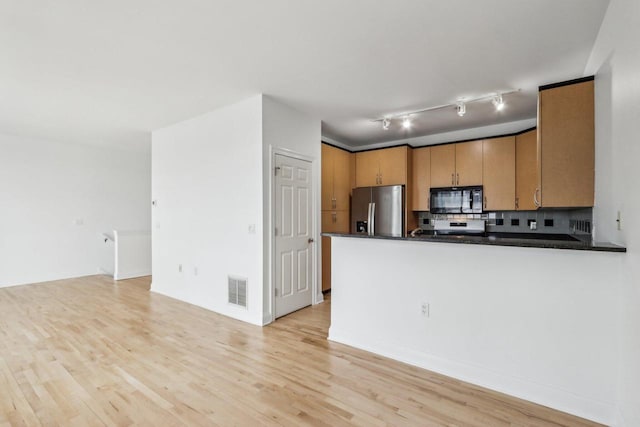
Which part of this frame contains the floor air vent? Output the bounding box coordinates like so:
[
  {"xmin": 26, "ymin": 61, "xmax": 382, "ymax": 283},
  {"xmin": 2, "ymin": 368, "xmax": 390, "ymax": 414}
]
[{"xmin": 228, "ymin": 276, "xmax": 248, "ymax": 308}]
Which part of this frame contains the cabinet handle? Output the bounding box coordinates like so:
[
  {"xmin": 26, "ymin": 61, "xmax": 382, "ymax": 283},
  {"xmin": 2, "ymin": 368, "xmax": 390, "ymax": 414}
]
[
  {"xmin": 515, "ymin": 198, "xmax": 519, "ymax": 210},
  {"xmin": 534, "ymin": 188, "xmax": 541, "ymax": 207},
  {"xmin": 332, "ymin": 197, "xmax": 336, "ymax": 209},
  {"xmin": 332, "ymin": 212, "xmax": 337, "ymax": 223},
  {"xmin": 456, "ymin": 173, "xmax": 459, "ymax": 185},
  {"xmin": 379, "ymin": 173, "xmax": 382, "ymax": 184},
  {"xmin": 484, "ymin": 196, "xmax": 487, "ymax": 210},
  {"xmin": 451, "ymin": 173, "xmax": 455, "ymax": 185}
]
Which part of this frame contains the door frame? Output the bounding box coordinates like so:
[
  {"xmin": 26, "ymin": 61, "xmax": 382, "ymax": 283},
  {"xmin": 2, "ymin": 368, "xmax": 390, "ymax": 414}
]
[{"xmin": 266, "ymin": 145, "xmax": 322, "ymax": 325}]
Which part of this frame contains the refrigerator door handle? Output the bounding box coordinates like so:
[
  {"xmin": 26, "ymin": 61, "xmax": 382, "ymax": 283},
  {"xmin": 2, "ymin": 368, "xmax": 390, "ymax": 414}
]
[
  {"xmin": 369, "ymin": 202, "xmax": 376, "ymax": 236},
  {"xmin": 367, "ymin": 203, "xmax": 372, "ymax": 235}
]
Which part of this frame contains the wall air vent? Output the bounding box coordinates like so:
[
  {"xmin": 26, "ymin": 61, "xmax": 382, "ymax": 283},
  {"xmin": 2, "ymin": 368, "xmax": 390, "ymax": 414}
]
[{"xmin": 228, "ymin": 276, "xmax": 248, "ymax": 308}]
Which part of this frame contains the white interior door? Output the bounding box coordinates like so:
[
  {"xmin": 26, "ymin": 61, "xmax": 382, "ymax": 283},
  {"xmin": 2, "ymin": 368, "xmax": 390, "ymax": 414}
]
[{"xmin": 275, "ymin": 154, "xmax": 314, "ymax": 318}]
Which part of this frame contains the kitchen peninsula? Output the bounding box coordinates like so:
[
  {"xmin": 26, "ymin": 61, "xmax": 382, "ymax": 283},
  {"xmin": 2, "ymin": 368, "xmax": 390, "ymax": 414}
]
[{"xmin": 326, "ymin": 232, "xmax": 624, "ymax": 424}]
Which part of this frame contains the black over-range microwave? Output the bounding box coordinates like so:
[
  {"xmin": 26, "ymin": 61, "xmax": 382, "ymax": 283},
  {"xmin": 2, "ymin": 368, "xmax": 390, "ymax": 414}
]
[{"xmin": 430, "ymin": 186, "xmax": 483, "ymax": 214}]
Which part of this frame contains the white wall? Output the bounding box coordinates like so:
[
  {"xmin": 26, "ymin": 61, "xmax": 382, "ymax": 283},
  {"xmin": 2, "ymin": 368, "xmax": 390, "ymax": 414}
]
[
  {"xmin": 151, "ymin": 95, "xmax": 321, "ymax": 325},
  {"xmin": 114, "ymin": 230, "xmax": 152, "ymax": 280},
  {"xmin": 151, "ymin": 96, "xmax": 264, "ymax": 325},
  {"xmin": 262, "ymin": 96, "xmax": 322, "ymax": 323},
  {"xmin": 0, "ymin": 133, "xmax": 150, "ymax": 287},
  {"xmin": 329, "ymin": 237, "xmax": 622, "ymax": 425},
  {"xmin": 585, "ymin": 1, "xmax": 640, "ymax": 425}
]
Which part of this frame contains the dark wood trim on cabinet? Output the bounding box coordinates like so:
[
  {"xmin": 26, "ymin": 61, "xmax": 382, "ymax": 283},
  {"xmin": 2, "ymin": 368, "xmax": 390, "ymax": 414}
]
[
  {"xmin": 324, "ymin": 128, "xmax": 537, "ymax": 154},
  {"xmin": 321, "ymin": 141, "xmax": 354, "ymax": 153},
  {"xmin": 347, "ymin": 143, "xmax": 412, "ymax": 154},
  {"xmin": 539, "ymin": 76, "xmax": 594, "ymax": 91}
]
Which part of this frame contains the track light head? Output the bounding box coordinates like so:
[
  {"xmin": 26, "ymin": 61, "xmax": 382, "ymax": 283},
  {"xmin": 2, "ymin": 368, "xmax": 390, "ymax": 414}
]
[
  {"xmin": 456, "ymin": 102, "xmax": 466, "ymax": 117},
  {"xmin": 402, "ymin": 116, "xmax": 411, "ymax": 129},
  {"xmin": 493, "ymin": 94, "xmax": 505, "ymax": 111},
  {"xmin": 382, "ymin": 118, "xmax": 390, "ymax": 130}
]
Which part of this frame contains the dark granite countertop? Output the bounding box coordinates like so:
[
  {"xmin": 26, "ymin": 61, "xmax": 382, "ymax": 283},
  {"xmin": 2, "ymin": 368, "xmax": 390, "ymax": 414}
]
[{"xmin": 322, "ymin": 232, "xmax": 626, "ymax": 253}]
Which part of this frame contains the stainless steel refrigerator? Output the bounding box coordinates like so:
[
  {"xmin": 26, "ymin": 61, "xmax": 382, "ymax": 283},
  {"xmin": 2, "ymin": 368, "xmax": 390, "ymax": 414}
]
[{"xmin": 352, "ymin": 185, "xmax": 404, "ymax": 237}]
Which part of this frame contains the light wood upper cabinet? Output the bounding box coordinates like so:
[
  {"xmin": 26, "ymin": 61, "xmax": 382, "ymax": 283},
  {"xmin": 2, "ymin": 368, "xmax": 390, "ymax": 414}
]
[
  {"xmin": 483, "ymin": 137, "xmax": 515, "ymax": 211},
  {"xmin": 378, "ymin": 146, "xmax": 408, "ymax": 186},
  {"xmin": 430, "ymin": 141, "xmax": 482, "ymax": 187},
  {"xmin": 455, "ymin": 140, "xmax": 483, "ymax": 186},
  {"xmin": 430, "ymin": 144, "xmax": 456, "ymax": 187},
  {"xmin": 516, "ymin": 129, "xmax": 538, "ymax": 211},
  {"xmin": 355, "ymin": 146, "xmax": 408, "ymax": 187},
  {"xmin": 411, "ymin": 147, "xmax": 431, "ymax": 211},
  {"xmin": 537, "ymin": 79, "xmax": 594, "ymax": 208},
  {"xmin": 322, "ymin": 144, "xmax": 352, "ymax": 211},
  {"xmin": 321, "ymin": 144, "xmax": 333, "ymax": 210},
  {"xmin": 354, "ymin": 150, "xmax": 379, "ymax": 187}
]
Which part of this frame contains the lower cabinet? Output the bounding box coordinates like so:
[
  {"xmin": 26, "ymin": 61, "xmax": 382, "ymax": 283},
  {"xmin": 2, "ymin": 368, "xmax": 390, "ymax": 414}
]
[
  {"xmin": 321, "ymin": 210, "xmax": 349, "ymax": 292},
  {"xmin": 321, "ymin": 236, "xmax": 332, "ymax": 292}
]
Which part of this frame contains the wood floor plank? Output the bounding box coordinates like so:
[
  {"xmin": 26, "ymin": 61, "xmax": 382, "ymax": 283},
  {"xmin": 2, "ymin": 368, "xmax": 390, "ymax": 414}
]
[{"xmin": 0, "ymin": 275, "xmax": 602, "ymax": 427}]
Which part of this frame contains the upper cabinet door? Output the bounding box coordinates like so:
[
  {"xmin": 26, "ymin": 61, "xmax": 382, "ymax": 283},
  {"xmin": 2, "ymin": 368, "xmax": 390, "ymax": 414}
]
[
  {"xmin": 333, "ymin": 148, "xmax": 351, "ymax": 210},
  {"xmin": 412, "ymin": 147, "xmax": 431, "ymax": 211},
  {"xmin": 516, "ymin": 129, "xmax": 538, "ymax": 210},
  {"xmin": 355, "ymin": 150, "xmax": 380, "ymax": 187},
  {"xmin": 455, "ymin": 140, "xmax": 483, "ymax": 186},
  {"xmin": 483, "ymin": 137, "xmax": 515, "ymax": 211},
  {"xmin": 538, "ymin": 80, "xmax": 594, "ymax": 208},
  {"xmin": 430, "ymin": 144, "xmax": 456, "ymax": 187},
  {"xmin": 355, "ymin": 146, "xmax": 408, "ymax": 187},
  {"xmin": 322, "ymin": 144, "xmax": 353, "ymax": 211},
  {"xmin": 321, "ymin": 144, "xmax": 334, "ymax": 211},
  {"xmin": 378, "ymin": 146, "xmax": 408, "ymax": 186}
]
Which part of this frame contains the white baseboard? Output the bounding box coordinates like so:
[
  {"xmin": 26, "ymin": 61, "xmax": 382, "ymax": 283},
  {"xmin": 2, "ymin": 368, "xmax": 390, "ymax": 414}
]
[
  {"xmin": 328, "ymin": 327, "xmax": 614, "ymax": 426},
  {"xmin": 114, "ymin": 269, "xmax": 152, "ymax": 281},
  {"xmin": 262, "ymin": 313, "xmax": 273, "ymax": 325},
  {"xmin": 150, "ymin": 286, "xmax": 264, "ymax": 327}
]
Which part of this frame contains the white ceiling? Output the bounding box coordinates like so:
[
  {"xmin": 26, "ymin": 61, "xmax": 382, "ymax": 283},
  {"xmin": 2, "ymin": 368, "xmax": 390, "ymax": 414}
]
[{"xmin": 0, "ymin": 0, "xmax": 609, "ymax": 150}]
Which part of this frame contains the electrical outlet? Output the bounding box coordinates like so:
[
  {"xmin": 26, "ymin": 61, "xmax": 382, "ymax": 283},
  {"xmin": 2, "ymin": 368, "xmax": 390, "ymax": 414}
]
[
  {"xmin": 194, "ymin": 267, "xmax": 198, "ymax": 276},
  {"xmin": 178, "ymin": 264, "xmax": 182, "ymax": 273},
  {"xmin": 421, "ymin": 302, "xmax": 430, "ymax": 317},
  {"xmin": 248, "ymin": 224, "xmax": 256, "ymax": 234},
  {"xmin": 617, "ymin": 211, "xmax": 622, "ymax": 231}
]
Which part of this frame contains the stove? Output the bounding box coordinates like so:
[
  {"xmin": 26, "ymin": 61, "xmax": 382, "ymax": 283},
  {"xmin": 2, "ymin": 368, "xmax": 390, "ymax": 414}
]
[{"xmin": 432, "ymin": 219, "xmax": 486, "ymax": 235}]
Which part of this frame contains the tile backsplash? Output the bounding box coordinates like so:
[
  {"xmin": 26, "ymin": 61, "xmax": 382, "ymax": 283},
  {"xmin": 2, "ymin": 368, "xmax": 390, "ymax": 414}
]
[{"xmin": 418, "ymin": 208, "xmax": 593, "ymax": 236}]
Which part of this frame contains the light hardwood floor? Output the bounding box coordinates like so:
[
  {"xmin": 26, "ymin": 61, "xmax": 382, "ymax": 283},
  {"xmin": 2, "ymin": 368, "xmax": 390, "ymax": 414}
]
[{"xmin": 0, "ymin": 275, "xmax": 601, "ymax": 426}]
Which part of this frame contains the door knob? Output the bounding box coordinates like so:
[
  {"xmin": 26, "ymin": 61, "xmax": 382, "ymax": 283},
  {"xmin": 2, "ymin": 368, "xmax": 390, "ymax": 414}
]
[{"xmin": 308, "ymin": 238, "xmax": 315, "ymax": 243}]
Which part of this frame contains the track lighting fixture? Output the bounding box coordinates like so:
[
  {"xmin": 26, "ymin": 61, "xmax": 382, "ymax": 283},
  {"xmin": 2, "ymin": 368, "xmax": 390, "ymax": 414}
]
[
  {"xmin": 374, "ymin": 88, "xmax": 518, "ymax": 130},
  {"xmin": 402, "ymin": 116, "xmax": 411, "ymax": 129}
]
